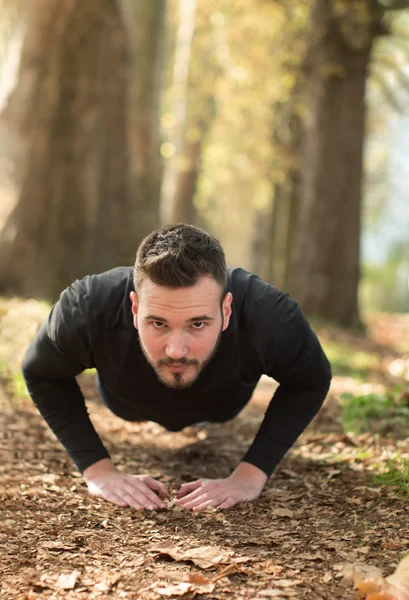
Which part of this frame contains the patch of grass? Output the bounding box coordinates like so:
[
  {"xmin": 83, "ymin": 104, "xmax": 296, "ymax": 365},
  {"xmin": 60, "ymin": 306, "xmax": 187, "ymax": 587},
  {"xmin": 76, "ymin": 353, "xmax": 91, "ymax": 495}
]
[
  {"xmin": 340, "ymin": 387, "xmax": 409, "ymax": 436},
  {"xmin": 0, "ymin": 297, "xmax": 50, "ymax": 403},
  {"xmin": 374, "ymin": 454, "xmax": 409, "ymax": 496},
  {"xmin": 320, "ymin": 340, "xmax": 379, "ymax": 381}
]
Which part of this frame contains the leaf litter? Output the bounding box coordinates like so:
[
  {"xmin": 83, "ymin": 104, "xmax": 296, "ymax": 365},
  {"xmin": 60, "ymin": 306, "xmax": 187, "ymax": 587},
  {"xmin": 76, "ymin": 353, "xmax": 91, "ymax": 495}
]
[{"xmin": 1, "ymin": 306, "xmax": 409, "ymax": 599}]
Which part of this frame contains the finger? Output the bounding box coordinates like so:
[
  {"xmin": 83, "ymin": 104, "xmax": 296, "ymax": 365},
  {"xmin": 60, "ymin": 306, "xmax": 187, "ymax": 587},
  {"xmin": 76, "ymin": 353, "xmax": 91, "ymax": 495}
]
[
  {"xmin": 216, "ymin": 497, "xmax": 238, "ymax": 510},
  {"xmin": 101, "ymin": 491, "xmax": 130, "ymax": 508},
  {"xmin": 145, "ymin": 478, "xmax": 170, "ymax": 498},
  {"xmin": 193, "ymin": 493, "xmax": 240, "ymax": 512},
  {"xmin": 179, "ymin": 486, "xmax": 231, "ymax": 510},
  {"xmin": 177, "ymin": 484, "xmax": 209, "ymax": 503},
  {"xmin": 121, "ymin": 491, "xmax": 155, "ymax": 510},
  {"xmin": 123, "ymin": 484, "xmax": 166, "ymax": 509},
  {"xmin": 178, "ymin": 491, "xmax": 212, "ymax": 510},
  {"xmin": 176, "ymin": 480, "xmax": 203, "ymax": 498}
]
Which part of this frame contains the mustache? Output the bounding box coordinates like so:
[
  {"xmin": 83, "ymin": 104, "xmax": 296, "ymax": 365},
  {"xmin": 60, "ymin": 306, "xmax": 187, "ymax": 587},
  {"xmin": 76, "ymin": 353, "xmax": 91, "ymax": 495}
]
[{"xmin": 157, "ymin": 357, "xmax": 199, "ymax": 367}]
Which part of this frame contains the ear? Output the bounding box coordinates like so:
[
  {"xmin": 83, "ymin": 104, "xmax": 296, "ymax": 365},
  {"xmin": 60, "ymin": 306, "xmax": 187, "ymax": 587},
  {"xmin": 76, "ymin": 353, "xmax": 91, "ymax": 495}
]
[
  {"xmin": 222, "ymin": 292, "xmax": 232, "ymax": 331},
  {"xmin": 129, "ymin": 291, "xmax": 139, "ymax": 329}
]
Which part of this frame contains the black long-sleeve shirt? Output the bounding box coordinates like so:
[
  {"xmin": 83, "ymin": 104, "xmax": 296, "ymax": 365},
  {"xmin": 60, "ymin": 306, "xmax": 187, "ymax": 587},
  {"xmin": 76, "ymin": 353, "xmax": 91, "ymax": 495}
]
[{"xmin": 22, "ymin": 267, "xmax": 332, "ymax": 476}]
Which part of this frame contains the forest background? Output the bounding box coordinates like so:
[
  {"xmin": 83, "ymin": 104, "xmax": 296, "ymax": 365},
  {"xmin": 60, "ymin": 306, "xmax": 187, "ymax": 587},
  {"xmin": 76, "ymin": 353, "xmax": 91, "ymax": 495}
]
[
  {"xmin": 2, "ymin": 2, "xmax": 409, "ymax": 599},
  {"xmin": 0, "ymin": 0, "xmax": 408, "ymax": 323}
]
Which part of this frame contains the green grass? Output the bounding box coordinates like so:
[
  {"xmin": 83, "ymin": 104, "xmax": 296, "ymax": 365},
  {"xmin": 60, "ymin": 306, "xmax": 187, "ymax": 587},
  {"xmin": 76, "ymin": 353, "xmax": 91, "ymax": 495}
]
[
  {"xmin": 340, "ymin": 387, "xmax": 409, "ymax": 436},
  {"xmin": 374, "ymin": 454, "xmax": 409, "ymax": 496}
]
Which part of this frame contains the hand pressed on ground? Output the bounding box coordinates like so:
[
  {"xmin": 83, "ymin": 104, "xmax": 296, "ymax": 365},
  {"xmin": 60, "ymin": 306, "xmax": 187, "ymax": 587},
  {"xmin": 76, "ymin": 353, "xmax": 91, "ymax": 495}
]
[
  {"xmin": 176, "ymin": 462, "xmax": 268, "ymax": 512},
  {"xmin": 83, "ymin": 458, "xmax": 169, "ymax": 509}
]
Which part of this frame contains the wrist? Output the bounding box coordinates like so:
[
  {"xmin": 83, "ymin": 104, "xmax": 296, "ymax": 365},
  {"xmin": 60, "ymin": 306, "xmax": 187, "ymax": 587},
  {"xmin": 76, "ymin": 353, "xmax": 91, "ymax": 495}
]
[
  {"xmin": 230, "ymin": 462, "xmax": 268, "ymax": 489},
  {"xmin": 83, "ymin": 458, "xmax": 116, "ymax": 481}
]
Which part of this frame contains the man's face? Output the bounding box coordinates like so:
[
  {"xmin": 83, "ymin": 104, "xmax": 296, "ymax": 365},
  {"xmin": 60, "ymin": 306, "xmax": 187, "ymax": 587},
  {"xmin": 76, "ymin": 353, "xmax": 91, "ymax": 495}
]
[{"xmin": 130, "ymin": 276, "xmax": 232, "ymax": 389}]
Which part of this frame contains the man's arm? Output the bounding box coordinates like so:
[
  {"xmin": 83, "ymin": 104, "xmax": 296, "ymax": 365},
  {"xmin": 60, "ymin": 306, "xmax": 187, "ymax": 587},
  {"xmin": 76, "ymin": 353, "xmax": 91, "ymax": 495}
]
[
  {"xmin": 178, "ymin": 295, "xmax": 331, "ymax": 511},
  {"xmin": 23, "ymin": 280, "xmax": 168, "ymax": 509},
  {"xmin": 22, "ymin": 294, "xmax": 111, "ymax": 473}
]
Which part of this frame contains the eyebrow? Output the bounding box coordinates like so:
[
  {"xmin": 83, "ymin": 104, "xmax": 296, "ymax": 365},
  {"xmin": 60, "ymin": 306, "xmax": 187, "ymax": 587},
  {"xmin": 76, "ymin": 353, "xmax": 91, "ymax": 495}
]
[{"xmin": 145, "ymin": 314, "xmax": 215, "ymax": 323}]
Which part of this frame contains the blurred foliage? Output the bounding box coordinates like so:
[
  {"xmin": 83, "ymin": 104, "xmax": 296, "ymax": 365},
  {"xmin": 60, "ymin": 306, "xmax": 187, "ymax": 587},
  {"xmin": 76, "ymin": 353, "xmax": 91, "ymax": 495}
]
[
  {"xmin": 361, "ymin": 240, "xmax": 409, "ymax": 312},
  {"xmin": 0, "ymin": 0, "xmax": 408, "ymax": 310},
  {"xmin": 0, "ymin": 298, "xmax": 49, "ymax": 400},
  {"xmin": 323, "ymin": 343, "xmax": 380, "ymax": 382},
  {"xmin": 341, "ymin": 387, "xmax": 409, "ymax": 444}
]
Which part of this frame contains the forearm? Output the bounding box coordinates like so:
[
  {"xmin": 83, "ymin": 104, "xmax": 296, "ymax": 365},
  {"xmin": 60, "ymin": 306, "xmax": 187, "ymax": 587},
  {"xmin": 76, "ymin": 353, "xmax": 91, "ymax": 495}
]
[{"xmin": 242, "ymin": 385, "xmax": 330, "ymax": 477}]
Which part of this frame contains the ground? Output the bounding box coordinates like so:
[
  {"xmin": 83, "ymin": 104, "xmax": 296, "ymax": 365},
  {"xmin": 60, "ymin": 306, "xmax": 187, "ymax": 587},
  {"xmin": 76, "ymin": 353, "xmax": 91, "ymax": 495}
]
[{"xmin": 1, "ymin": 304, "xmax": 409, "ymax": 600}]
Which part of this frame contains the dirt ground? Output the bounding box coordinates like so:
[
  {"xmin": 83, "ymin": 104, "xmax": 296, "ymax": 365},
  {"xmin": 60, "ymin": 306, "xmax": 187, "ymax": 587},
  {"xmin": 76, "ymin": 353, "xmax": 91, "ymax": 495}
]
[{"xmin": 1, "ymin": 314, "xmax": 409, "ymax": 600}]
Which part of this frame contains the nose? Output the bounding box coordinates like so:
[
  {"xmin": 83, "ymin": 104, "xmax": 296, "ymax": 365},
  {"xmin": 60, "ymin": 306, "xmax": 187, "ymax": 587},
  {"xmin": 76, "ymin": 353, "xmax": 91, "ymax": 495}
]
[{"xmin": 165, "ymin": 331, "xmax": 188, "ymax": 360}]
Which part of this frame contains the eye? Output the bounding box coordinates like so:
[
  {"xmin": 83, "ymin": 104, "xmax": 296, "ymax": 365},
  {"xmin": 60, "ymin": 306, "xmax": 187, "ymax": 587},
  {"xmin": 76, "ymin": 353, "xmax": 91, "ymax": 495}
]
[
  {"xmin": 152, "ymin": 321, "xmax": 167, "ymax": 329},
  {"xmin": 191, "ymin": 321, "xmax": 205, "ymax": 330}
]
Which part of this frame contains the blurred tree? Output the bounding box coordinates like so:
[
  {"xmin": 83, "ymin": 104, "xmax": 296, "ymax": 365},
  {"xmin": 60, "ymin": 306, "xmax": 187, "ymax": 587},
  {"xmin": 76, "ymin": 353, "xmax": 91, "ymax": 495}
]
[
  {"xmin": 160, "ymin": 0, "xmax": 197, "ymax": 225},
  {"xmin": 289, "ymin": 0, "xmax": 386, "ymax": 327},
  {"xmin": 0, "ymin": 0, "xmax": 165, "ymax": 300},
  {"xmin": 287, "ymin": 0, "xmax": 409, "ymax": 327},
  {"xmin": 194, "ymin": 1, "xmax": 285, "ymax": 269}
]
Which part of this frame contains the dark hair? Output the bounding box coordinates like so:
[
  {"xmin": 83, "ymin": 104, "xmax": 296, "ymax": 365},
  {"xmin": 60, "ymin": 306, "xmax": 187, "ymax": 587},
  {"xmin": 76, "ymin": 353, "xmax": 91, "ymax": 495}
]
[{"xmin": 134, "ymin": 223, "xmax": 227, "ymax": 293}]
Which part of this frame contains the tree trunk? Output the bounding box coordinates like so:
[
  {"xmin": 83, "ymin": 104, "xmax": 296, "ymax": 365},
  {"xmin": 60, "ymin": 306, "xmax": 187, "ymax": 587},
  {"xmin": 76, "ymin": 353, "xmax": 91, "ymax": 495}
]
[
  {"xmin": 160, "ymin": 0, "xmax": 197, "ymax": 225},
  {"xmin": 291, "ymin": 0, "xmax": 383, "ymax": 327},
  {"xmin": 267, "ymin": 99, "xmax": 302, "ymax": 291},
  {"xmin": 0, "ymin": 0, "xmax": 165, "ymax": 300},
  {"xmin": 122, "ymin": 0, "xmax": 166, "ymax": 237}
]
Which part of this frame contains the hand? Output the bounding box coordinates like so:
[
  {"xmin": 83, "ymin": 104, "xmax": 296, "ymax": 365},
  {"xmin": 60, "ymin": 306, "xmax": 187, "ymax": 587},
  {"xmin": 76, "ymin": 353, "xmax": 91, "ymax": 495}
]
[
  {"xmin": 176, "ymin": 463, "xmax": 267, "ymax": 512},
  {"xmin": 83, "ymin": 458, "xmax": 169, "ymax": 509}
]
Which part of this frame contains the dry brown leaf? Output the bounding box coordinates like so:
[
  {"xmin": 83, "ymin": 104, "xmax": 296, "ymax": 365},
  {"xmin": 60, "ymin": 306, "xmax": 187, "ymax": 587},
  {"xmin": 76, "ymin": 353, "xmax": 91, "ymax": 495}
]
[
  {"xmin": 152, "ymin": 545, "xmax": 233, "ymax": 570},
  {"xmin": 153, "ymin": 576, "xmax": 215, "ymax": 597},
  {"xmin": 297, "ymin": 552, "xmax": 324, "ymax": 561},
  {"xmin": 154, "ymin": 582, "xmax": 194, "ymax": 597},
  {"xmin": 272, "ymin": 508, "xmax": 294, "ymax": 518},
  {"xmin": 188, "ymin": 574, "xmax": 210, "ymax": 585},
  {"xmin": 334, "ymin": 562, "xmax": 382, "ymax": 586},
  {"xmin": 56, "ymin": 571, "xmax": 79, "ymax": 590},
  {"xmin": 357, "ymin": 546, "xmax": 371, "ymax": 555},
  {"xmin": 273, "ymin": 579, "xmax": 300, "ymax": 588},
  {"xmin": 354, "ymin": 554, "xmax": 409, "ymax": 599},
  {"xmin": 257, "ymin": 591, "xmax": 298, "ymax": 598}
]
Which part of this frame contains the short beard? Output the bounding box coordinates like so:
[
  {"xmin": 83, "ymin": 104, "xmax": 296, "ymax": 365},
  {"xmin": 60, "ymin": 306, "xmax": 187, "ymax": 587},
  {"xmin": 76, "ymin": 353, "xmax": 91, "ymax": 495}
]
[{"xmin": 140, "ymin": 325, "xmax": 223, "ymax": 390}]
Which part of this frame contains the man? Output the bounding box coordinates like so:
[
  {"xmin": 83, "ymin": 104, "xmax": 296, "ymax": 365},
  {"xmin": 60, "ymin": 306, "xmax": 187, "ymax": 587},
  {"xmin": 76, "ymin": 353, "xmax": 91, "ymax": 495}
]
[{"xmin": 23, "ymin": 224, "xmax": 332, "ymax": 512}]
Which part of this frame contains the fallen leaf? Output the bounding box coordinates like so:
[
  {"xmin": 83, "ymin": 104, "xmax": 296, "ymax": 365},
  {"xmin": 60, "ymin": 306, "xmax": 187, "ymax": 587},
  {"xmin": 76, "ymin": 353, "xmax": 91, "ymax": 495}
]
[
  {"xmin": 354, "ymin": 554, "xmax": 409, "ymax": 599},
  {"xmin": 153, "ymin": 576, "xmax": 216, "ymax": 597},
  {"xmin": 257, "ymin": 591, "xmax": 291, "ymax": 598},
  {"xmin": 273, "ymin": 580, "xmax": 300, "ymax": 588},
  {"xmin": 357, "ymin": 546, "xmax": 371, "ymax": 555},
  {"xmin": 297, "ymin": 552, "xmax": 324, "ymax": 561},
  {"xmin": 188, "ymin": 574, "xmax": 210, "ymax": 585},
  {"xmin": 334, "ymin": 562, "xmax": 382, "ymax": 586},
  {"xmin": 154, "ymin": 582, "xmax": 193, "ymax": 597},
  {"xmin": 272, "ymin": 509, "xmax": 294, "ymax": 519},
  {"xmin": 152, "ymin": 545, "xmax": 233, "ymax": 570},
  {"xmin": 56, "ymin": 571, "xmax": 79, "ymax": 590},
  {"xmin": 39, "ymin": 541, "xmax": 78, "ymax": 552},
  {"xmin": 280, "ymin": 469, "xmax": 298, "ymax": 479}
]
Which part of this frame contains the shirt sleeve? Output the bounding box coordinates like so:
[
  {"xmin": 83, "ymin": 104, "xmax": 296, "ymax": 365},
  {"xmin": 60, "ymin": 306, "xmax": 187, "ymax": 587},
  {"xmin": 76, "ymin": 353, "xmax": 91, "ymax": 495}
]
[
  {"xmin": 22, "ymin": 278, "xmax": 111, "ymax": 473},
  {"xmin": 241, "ymin": 290, "xmax": 332, "ymax": 477}
]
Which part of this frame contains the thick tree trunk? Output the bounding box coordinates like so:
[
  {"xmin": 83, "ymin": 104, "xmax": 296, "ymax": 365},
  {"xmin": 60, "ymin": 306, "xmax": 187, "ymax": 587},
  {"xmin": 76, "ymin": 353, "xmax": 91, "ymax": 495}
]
[
  {"xmin": 122, "ymin": 0, "xmax": 166, "ymax": 236},
  {"xmin": 291, "ymin": 1, "xmax": 382, "ymax": 327},
  {"xmin": 0, "ymin": 0, "xmax": 165, "ymax": 300}
]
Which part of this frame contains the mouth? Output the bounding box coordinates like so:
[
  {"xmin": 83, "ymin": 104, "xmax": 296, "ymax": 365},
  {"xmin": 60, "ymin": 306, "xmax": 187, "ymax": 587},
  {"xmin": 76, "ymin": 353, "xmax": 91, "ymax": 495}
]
[{"xmin": 166, "ymin": 364, "xmax": 190, "ymax": 374}]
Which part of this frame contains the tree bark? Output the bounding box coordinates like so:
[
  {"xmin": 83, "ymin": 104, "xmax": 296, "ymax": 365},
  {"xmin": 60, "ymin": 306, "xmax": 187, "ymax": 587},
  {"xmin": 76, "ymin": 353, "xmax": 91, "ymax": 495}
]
[
  {"xmin": 291, "ymin": 0, "xmax": 383, "ymax": 327},
  {"xmin": 0, "ymin": 0, "xmax": 165, "ymax": 300},
  {"xmin": 121, "ymin": 0, "xmax": 166, "ymax": 236},
  {"xmin": 269, "ymin": 100, "xmax": 302, "ymax": 291},
  {"xmin": 160, "ymin": 0, "xmax": 197, "ymax": 225}
]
